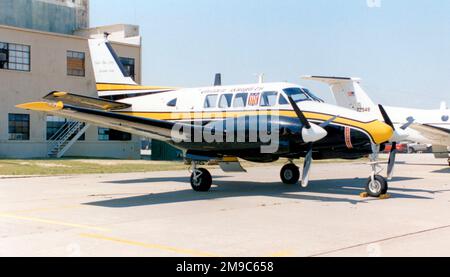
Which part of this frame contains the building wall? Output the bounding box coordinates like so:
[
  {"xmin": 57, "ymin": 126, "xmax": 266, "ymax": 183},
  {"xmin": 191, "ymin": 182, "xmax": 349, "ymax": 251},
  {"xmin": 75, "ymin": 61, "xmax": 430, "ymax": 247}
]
[
  {"xmin": 0, "ymin": 0, "xmax": 89, "ymax": 35},
  {"xmin": 0, "ymin": 25, "xmax": 142, "ymax": 159}
]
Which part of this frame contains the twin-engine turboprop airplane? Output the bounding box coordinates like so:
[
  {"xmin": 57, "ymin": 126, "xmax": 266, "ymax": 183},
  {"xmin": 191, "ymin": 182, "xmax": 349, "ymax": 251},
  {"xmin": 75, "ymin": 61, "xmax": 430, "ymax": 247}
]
[
  {"xmin": 17, "ymin": 39, "xmax": 394, "ymax": 197},
  {"xmin": 303, "ymin": 76, "xmax": 450, "ymax": 166}
]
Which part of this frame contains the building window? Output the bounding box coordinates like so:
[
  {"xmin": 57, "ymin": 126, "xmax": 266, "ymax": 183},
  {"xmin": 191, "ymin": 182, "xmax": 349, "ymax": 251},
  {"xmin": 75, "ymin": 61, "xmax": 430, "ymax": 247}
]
[
  {"xmin": 98, "ymin": 128, "xmax": 132, "ymax": 141},
  {"xmin": 0, "ymin": 42, "xmax": 31, "ymax": 72},
  {"xmin": 46, "ymin": 116, "xmax": 85, "ymax": 141},
  {"xmin": 8, "ymin": 114, "xmax": 30, "ymax": 141},
  {"xmin": 120, "ymin": 57, "xmax": 135, "ymax": 80},
  {"xmin": 67, "ymin": 50, "xmax": 85, "ymax": 77}
]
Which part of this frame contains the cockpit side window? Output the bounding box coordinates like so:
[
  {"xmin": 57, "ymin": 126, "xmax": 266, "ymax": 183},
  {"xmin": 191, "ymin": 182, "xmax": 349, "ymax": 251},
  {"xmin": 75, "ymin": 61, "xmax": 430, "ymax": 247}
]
[
  {"xmin": 303, "ymin": 88, "xmax": 324, "ymax": 103},
  {"xmin": 204, "ymin": 94, "xmax": 218, "ymax": 109},
  {"xmin": 167, "ymin": 98, "xmax": 177, "ymax": 107},
  {"xmin": 260, "ymin": 91, "xmax": 278, "ymax": 107},
  {"xmin": 233, "ymin": 93, "xmax": 248, "ymax": 108},
  {"xmin": 219, "ymin": 94, "xmax": 233, "ymax": 109}
]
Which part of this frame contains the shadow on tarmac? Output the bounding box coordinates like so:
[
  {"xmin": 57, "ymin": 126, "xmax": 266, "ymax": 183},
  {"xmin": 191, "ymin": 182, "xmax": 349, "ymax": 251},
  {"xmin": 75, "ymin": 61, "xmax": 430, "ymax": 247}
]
[
  {"xmin": 84, "ymin": 175, "xmax": 433, "ymax": 208},
  {"xmin": 432, "ymin": 168, "xmax": 450, "ymax": 174}
]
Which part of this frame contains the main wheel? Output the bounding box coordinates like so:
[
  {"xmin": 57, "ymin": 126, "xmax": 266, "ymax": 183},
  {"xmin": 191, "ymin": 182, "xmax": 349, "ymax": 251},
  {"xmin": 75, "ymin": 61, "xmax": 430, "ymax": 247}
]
[
  {"xmin": 190, "ymin": 168, "xmax": 212, "ymax": 192},
  {"xmin": 280, "ymin": 164, "xmax": 300, "ymax": 185},
  {"xmin": 366, "ymin": 175, "xmax": 388, "ymax": 197}
]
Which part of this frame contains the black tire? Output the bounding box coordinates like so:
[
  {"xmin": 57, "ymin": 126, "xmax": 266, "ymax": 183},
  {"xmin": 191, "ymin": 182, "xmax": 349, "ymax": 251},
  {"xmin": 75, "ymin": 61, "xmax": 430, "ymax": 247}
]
[
  {"xmin": 280, "ymin": 164, "xmax": 300, "ymax": 185},
  {"xmin": 366, "ymin": 175, "xmax": 388, "ymax": 197},
  {"xmin": 190, "ymin": 168, "xmax": 212, "ymax": 192}
]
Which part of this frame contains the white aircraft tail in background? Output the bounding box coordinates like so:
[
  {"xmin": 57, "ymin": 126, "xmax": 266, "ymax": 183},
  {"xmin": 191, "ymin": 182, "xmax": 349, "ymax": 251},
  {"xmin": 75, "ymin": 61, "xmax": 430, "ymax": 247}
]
[
  {"xmin": 303, "ymin": 75, "xmax": 450, "ymax": 165},
  {"xmin": 302, "ymin": 76, "xmax": 377, "ymax": 114}
]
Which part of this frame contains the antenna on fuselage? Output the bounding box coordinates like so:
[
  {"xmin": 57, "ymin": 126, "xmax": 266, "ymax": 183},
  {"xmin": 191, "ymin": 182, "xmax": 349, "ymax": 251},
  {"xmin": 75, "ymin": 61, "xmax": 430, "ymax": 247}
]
[
  {"xmin": 254, "ymin": 73, "xmax": 265, "ymax": 84},
  {"xmin": 214, "ymin": 73, "xmax": 222, "ymax": 86}
]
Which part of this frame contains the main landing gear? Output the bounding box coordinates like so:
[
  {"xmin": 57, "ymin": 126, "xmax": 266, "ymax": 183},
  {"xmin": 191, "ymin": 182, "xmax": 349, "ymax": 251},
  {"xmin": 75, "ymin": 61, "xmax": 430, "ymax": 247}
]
[
  {"xmin": 189, "ymin": 162, "xmax": 212, "ymax": 192},
  {"xmin": 280, "ymin": 163, "xmax": 300, "ymax": 185}
]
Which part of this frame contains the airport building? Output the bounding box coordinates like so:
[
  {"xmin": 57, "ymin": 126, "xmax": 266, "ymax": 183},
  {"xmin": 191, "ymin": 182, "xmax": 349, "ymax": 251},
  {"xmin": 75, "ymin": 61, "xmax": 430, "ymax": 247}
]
[{"xmin": 0, "ymin": 0, "xmax": 142, "ymax": 159}]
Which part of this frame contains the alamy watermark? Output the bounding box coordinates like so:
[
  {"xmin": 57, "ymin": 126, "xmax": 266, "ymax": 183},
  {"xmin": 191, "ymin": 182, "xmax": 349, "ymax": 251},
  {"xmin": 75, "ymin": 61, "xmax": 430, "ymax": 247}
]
[{"xmin": 171, "ymin": 110, "xmax": 281, "ymax": 154}]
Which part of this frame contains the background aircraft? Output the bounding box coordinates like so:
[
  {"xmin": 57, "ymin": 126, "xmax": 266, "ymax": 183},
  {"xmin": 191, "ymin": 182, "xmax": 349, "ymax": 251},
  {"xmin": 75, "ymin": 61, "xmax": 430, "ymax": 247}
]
[
  {"xmin": 303, "ymin": 76, "xmax": 450, "ymax": 166},
  {"xmin": 17, "ymin": 39, "xmax": 395, "ymax": 197}
]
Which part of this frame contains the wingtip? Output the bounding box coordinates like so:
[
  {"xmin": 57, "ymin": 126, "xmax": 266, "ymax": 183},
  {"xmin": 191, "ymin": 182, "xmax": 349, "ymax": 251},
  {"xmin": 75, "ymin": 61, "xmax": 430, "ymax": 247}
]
[{"xmin": 15, "ymin": 101, "xmax": 64, "ymax": 112}]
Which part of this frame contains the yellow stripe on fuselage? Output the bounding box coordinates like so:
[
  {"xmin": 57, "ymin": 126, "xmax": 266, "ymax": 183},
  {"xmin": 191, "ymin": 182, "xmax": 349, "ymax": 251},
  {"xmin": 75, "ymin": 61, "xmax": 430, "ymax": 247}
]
[
  {"xmin": 96, "ymin": 83, "xmax": 178, "ymax": 92},
  {"xmin": 117, "ymin": 110, "xmax": 392, "ymax": 144}
]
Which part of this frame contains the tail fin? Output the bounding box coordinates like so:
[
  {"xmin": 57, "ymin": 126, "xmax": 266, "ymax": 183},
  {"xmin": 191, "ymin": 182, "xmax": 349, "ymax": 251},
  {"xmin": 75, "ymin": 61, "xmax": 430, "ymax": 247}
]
[
  {"xmin": 302, "ymin": 76, "xmax": 377, "ymax": 114},
  {"xmin": 88, "ymin": 39, "xmax": 137, "ymax": 86}
]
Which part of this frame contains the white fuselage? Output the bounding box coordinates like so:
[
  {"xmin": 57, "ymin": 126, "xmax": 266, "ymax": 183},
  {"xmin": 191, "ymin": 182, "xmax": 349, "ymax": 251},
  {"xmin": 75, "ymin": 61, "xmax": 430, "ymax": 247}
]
[{"xmin": 381, "ymin": 106, "xmax": 450, "ymax": 145}]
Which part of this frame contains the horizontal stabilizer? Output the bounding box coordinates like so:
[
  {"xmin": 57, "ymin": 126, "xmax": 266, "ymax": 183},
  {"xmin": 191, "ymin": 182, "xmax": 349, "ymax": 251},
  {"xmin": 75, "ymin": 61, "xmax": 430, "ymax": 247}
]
[
  {"xmin": 44, "ymin": 91, "xmax": 131, "ymax": 111},
  {"xmin": 302, "ymin": 76, "xmax": 361, "ymax": 85}
]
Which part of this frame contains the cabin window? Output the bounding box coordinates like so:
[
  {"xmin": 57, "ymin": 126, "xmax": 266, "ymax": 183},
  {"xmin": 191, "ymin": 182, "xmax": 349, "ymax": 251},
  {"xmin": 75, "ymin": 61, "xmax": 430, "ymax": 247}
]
[
  {"xmin": 248, "ymin": 93, "xmax": 261, "ymax": 106},
  {"xmin": 0, "ymin": 42, "xmax": 31, "ymax": 72},
  {"xmin": 219, "ymin": 94, "xmax": 233, "ymax": 109},
  {"xmin": 233, "ymin": 93, "xmax": 248, "ymax": 108},
  {"xmin": 8, "ymin": 113, "xmax": 30, "ymax": 141},
  {"xmin": 260, "ymin": 91, "xmax": 278, "ymax": 107},
  {"xmin": 204, "ymin": 94, "xmax": 218, "ymax": 109},
  {"xmin": 167, "ymin": 98, "xmax": 177, "ymax": 107}
]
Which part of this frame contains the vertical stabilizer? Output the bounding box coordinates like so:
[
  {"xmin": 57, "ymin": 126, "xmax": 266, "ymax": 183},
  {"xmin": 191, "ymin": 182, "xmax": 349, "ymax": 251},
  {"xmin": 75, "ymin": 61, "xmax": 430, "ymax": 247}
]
[{"xmin": 88, "ymin": 39, "xmax": 137, "ymax": 86}]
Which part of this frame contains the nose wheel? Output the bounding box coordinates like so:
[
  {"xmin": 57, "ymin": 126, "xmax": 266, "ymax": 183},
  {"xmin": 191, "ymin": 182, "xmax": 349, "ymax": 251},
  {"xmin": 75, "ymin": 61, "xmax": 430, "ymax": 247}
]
[
  {"xmin": 365, "ymin": 144, "xmax": 390, "ymax": 198},
  {"xmin": 366, "ymin": 175, "xmax": 388, "ymax": 197},
  {"xmin": 280, "ymin": 163, "xmax": 300, "ymax": 185}
]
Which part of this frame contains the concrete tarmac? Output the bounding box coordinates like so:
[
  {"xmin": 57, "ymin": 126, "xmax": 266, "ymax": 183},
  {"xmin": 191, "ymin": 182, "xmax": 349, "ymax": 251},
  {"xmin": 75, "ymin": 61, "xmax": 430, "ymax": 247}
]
[{"xmin": 0, "ymin": 154, "xmax": 449, "ymax": 257}]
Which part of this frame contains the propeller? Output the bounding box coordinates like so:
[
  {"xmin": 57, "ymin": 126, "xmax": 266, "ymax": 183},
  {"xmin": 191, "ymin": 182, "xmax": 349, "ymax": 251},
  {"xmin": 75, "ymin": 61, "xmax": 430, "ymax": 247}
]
[
  {"xmin": 378, "ymin": 105, "xmax": 415, "ymax": 180},
  {"xmin": 288, "ymin": 97, "xmax": 331, "ymax": 187}
]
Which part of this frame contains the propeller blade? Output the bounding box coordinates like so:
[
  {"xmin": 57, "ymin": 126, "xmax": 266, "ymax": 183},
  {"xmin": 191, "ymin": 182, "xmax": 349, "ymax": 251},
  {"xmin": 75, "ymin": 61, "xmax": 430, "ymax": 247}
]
[
  {"xmin": 320, "ymin": 115, "xmax": 338, "ymax": 128},
  {"xmin": 378, "ymin": 105, "xmax": 395, "ymax": 130},
  {"xmin": 387, "ymin": 142, "xmax": 397, "ymax": 180},
  {"xmin": 400, "ymin": 117, "xmax": 415, "ymax": 130},
  {"xmin": 288, "ymin": 96, "xmax": 311, "ymax": 129},
  {"xmin": 301, "ymin": 143, "xmax": 313, "ymax": 188}
]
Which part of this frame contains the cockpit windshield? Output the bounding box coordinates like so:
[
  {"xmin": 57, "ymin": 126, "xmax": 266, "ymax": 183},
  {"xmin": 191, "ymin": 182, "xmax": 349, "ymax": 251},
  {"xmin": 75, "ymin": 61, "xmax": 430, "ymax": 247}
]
[{"xmin": 282, "ymin": 87, "xmax": 324, "ymax": 103}]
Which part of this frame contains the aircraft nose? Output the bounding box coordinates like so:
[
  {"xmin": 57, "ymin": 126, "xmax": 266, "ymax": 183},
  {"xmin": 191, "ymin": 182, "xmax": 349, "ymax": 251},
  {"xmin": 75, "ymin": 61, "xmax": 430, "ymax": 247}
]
[{"xmin": 369, "ymin": 120, "xmax": 394, "ymax": 145}]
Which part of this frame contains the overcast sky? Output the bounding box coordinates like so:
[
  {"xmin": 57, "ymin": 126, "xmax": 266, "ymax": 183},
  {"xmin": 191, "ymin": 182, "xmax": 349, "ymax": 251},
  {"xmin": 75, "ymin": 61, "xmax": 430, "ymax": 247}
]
[{"xmin": 91, "ymin": 0, "xmax": 450, "ymax": 109}]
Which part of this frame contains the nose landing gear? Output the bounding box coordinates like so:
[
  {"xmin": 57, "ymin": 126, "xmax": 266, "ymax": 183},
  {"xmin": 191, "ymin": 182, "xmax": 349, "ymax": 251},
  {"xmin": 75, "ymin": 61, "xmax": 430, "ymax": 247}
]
[
  {"xmin": 366, "ymin": 175, "xmax": 389, "ymax": 198},
  {"xmin": 365, "ymin": 145, "xmax": 390, "ymax": 198}
]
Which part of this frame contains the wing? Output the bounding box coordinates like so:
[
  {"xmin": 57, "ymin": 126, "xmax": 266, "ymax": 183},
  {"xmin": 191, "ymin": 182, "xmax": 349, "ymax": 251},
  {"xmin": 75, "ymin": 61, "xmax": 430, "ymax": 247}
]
[
  {"xmin": 16, "ymin": 92, "xmax": 198, "ymax": 143},
  {"xmin": 43, "ymin": 91, "xmax": 131, "ymax": 110},
  {"xmin": 410, "ymin": 123, "xmax": 450, "ymax": 145}
]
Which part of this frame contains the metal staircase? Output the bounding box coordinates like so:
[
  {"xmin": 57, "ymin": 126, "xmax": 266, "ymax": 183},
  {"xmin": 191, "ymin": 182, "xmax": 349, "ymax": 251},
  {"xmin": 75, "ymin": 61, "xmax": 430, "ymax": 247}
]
[{"xmin": 47, "ymin": 121, "xmax": 90, "ymax": 158}]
